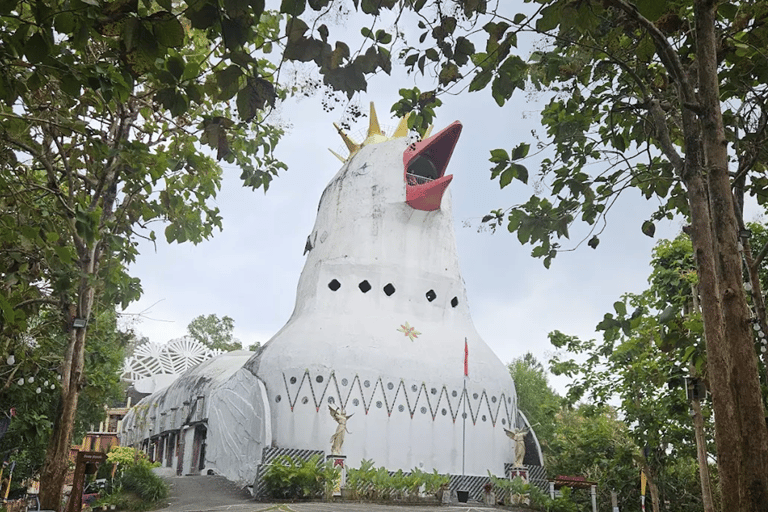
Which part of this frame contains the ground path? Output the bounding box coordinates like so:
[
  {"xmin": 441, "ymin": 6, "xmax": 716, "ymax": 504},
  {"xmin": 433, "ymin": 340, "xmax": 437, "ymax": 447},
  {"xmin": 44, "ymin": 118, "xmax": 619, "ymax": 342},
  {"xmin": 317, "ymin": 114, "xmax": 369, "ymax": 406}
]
[{"xmin": 158, "ymin": 475, "xmax": 521, "ymax": 512}]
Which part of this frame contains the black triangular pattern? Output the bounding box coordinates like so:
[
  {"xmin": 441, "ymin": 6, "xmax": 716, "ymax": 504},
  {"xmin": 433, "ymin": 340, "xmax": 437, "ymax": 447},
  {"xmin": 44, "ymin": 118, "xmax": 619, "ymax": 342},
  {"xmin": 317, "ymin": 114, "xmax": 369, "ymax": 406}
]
[
  {"xmin": 452, "ymin": 388, "xmax": 467, "ymax": 422},
  {"xmin": 430, "ymin": 385, "xmax": 450, "ymax": 420},
  {"xmin": 362, "ymin": 377, "xmax": 383, "ymax": 414},
  {"xmin": 282, "ymin": 373, "xmax": 298, "ymax": 410},
  {"xmin": 488, "ymin": 392, "xmax": 504, "ymax": 426},
  {"xmin": 476, "ymin": 389, "xmax": 492, "ymax": 425},
  {"xmin": 339, "ymin": 374, "xmax": 359, "ymax": 410},
  {"xmin": 463, "ymin": 388, "xmax": 480, "ymax": 424},
  {"xmin": 348, "ymin": 374, "xmax": 363, "ymax": 411},
  {"xmin": 404, "ymin": 380, "xmax": 423, "ymax": 417},
  {"xmin": 381, "ymin": 377, "xmax": 400, "ymax": 416},
  {"xmin": 331, "ymin": 371, "xmax": 343, "ymax": 408},
  {"xmin": 310, "ymin": 370, "xmax": 334, "ymax": 410},
  {"xmin": 281, "ymin": 370, "xmax": 516, "ymax": 427},
  {"xmin": 380, "ymin": 377, "xmax": 400, "ymax": 415}
]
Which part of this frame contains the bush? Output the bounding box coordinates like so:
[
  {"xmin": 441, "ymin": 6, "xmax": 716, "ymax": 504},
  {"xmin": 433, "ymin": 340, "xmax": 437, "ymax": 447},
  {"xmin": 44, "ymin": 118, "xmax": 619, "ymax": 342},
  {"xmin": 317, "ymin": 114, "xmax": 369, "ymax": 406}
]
[
  {"xmin": 262, "ymin": 455, "xmax": 339, "ymax": 500},
  {"xmin": 93, "ymin": 447, "xmax": 168, "ymax": 511},
  {"xmin": 489, "ymin": 473, "xmax": 578, "ymax": 512},
  {"xmin": 345, "ymin": 460, "xmax": 449, "ymax": 501},
  {"xmin": 121, "ymin": 464, "xmax": 168, "ymax": 503}
]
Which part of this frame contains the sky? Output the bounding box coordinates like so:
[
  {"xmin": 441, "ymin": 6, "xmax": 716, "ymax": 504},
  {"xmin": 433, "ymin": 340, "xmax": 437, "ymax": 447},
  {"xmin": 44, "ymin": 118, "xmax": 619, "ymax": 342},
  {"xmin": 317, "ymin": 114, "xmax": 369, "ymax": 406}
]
[{"xmin": 121, "ymin": 12, "xmax": 689, "ymax": 394}]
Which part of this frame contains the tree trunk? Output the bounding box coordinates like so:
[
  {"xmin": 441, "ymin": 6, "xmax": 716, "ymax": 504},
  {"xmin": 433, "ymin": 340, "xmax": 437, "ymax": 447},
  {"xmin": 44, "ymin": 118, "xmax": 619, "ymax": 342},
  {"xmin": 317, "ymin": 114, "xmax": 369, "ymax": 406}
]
[
  {"xmin": 690, "ymin": 291, "xmax": 715, "ymax": 512},
  {"xmin": 690, "ymin": 1, "xmax": 768, "ymax": 510},
  {"xmin": 39, "ymin": 325, "xmax": 87, "ymax": 510},
  {"xmin": 692, "ymin": 396, "xmax": 715, "ymax": 512},
  {"xmin": 39, "ymin": 249, "xmax": 98, "ymax": 509}
]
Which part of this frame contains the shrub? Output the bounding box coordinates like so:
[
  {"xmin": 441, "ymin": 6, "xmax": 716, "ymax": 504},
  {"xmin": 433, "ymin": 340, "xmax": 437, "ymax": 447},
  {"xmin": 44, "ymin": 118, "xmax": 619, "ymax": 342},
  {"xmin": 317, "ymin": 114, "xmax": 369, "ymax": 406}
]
[
  {"xmin": 262, "ymin": 455, "xmax": 339, "ymax": 500},
  {"xmin": 121, "ymin": 464, "xmax": 169, "ymax": 503},
  {"xmin": 345, "ymin": 460, "xmax": 449, "ymax": 501},
  {"xmin": 489, "ymin": 473, "xmax": 579, "ymax": 512}
]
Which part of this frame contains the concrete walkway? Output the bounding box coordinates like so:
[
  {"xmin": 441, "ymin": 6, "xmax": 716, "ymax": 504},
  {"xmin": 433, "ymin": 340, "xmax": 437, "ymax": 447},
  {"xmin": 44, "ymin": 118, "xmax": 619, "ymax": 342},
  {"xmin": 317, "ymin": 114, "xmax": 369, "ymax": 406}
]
[{"xmin": 159, "ymin": 475, "xmax": 512, "ymax": 512}]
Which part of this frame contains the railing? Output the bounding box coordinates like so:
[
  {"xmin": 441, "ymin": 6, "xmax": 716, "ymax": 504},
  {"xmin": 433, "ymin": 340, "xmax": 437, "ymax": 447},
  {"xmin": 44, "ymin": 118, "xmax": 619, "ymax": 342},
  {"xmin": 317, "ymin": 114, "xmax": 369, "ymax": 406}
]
[{"xmin": 405, "ymin": 173, "xmax": 434, "ymax": 186}]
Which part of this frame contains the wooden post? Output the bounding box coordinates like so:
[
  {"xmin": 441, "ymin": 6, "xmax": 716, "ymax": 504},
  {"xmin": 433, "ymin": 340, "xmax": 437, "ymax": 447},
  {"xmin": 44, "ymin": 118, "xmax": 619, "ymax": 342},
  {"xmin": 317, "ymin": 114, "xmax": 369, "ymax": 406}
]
[{"xmin": 65, "ymin": 451, "xmax": 107, "ymax": 512}]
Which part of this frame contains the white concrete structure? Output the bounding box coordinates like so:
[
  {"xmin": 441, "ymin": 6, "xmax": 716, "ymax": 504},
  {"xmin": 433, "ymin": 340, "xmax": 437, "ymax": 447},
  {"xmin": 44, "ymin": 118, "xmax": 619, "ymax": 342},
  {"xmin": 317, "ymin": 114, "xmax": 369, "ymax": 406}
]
[
  {"xmin": 122, "ymin": 337, "xmax": 223, "ymax": 394},
  {"xmin": 121, "ymin": 109, "xmax": 542, "ymax": 487}
]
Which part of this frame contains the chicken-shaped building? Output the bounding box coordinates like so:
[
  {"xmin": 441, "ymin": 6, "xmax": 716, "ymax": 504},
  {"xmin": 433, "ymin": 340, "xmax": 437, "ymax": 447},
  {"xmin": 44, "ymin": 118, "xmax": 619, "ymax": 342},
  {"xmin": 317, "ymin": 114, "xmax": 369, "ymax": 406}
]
[{"xmin": 120, "ymin": 106, "xmax": 543, "ymax": 495}]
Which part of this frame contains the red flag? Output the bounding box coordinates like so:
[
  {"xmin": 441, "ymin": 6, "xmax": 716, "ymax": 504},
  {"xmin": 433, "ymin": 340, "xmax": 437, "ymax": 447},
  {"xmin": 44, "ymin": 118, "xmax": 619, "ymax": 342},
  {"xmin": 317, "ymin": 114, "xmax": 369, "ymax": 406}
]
[{"xmin": 464, "ymin": 339, "xmax": 469, "ymax": 377}]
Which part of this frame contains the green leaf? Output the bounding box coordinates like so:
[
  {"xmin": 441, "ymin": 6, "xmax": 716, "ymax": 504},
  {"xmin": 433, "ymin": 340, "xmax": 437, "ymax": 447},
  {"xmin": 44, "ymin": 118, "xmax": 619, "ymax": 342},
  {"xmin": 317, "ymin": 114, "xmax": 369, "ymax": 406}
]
[
  {"xmin": 236, "ymin": 77, "xmax": 275, "ymax": 122},
  {"xmin": 536, "ymin": 4, "xmax": 560, "ymax": 32},
  {"xmin": 166, "ymin": 55, "xmax": 185, "ymax": 80},
  {"xmin": 642, "ymin": 220, "xmax": 656, "ymax": 237},
  {"xmin": 588, "ymin": 235, "xmax": 600, "ymax": 249},
  {"xmin": 24, "ymin": 32, "xmax": 49, "ymax": 64},
  {"xmin": 280, "ymin": 0, "xmax": 305, "ymax": 15},
  {"xmin": 469, "ymin": 68, "xmax": 493, "ymax": 92},
  {"xmin": 511, "ymin": 142, "xmax": 529, "ymax": 160},
  {"xmin": 187, "ymin": 1, "xmax": 218, "ymax": 29},
  {"xmin": 438, "ymin": 62, "xmax": 460, "ymax": 85},
  {"xmin": 613, "ymin": 301, "xmax": 627, "ymax": 317},
  {"xmin": 489, "ymin": 148, "xmax": 509, "ymax": 163},
  {"xmin": 149, "ymin": 12, "xmax": 184, "ymax": 48},
  {"xmin": 635, "ymin": 0, "xmax": 667, "ymax": 21},
  {"xmin": 215, "ymin": 65, "xmax": 243, "ymax": 100},
  {"xmin": 375, "ymin": 29, "xmax": 392, "ymax": 44}
]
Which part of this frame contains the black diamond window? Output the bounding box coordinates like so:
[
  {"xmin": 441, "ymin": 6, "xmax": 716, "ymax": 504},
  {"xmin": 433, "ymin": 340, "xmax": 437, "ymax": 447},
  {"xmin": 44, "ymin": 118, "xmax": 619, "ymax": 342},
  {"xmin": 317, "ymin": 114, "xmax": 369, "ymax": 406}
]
[
  {"xmin": 383, "ymin": 283, "xmax": 396, "ymax": 296},
  {"xmin": 426, "ymin": 289, "xmax": 437, "ymax": 302},
  {"xmin": 451, "ymin": 297, "xmax": 459, "ymax": 308},
  {"xmin": 359, "ymin": 280, "xmax": 372, "ymax": 293},
  {"xmin": 328, "ymin": 279, "xmax": 341, "ymax": 291}
]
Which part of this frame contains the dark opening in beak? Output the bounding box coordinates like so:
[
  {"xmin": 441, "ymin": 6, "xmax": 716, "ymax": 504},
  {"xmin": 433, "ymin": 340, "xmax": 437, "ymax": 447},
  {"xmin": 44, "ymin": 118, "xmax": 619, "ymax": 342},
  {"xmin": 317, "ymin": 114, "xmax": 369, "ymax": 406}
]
[{"xmin": 403, "ymin": 121, "xmax": 462, "ymax": 211}]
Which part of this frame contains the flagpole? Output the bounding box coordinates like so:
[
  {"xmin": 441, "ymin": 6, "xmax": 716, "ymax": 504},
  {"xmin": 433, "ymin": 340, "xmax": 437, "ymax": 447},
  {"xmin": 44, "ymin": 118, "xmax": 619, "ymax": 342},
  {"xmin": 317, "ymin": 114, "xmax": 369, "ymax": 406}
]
[{"xmin": 462, "ymin": 337, "xmax": 468, "ymax": 476}]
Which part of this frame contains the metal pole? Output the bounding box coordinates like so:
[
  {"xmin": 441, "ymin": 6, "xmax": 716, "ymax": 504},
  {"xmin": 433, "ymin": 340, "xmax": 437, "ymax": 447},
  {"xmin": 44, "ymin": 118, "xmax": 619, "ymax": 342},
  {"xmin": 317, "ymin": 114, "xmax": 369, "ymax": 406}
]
[
  {"xmin": 462, "ymin": 377, "xmax": 466, "ymax": 476},
  {"xmin": 462, "ymin": 337, "xmax": 468, "ymax": 476}
]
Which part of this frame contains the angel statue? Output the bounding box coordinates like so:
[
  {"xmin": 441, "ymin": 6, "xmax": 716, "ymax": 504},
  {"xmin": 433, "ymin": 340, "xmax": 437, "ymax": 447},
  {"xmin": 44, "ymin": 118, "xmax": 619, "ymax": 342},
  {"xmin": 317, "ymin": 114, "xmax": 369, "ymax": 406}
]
[
  {"xmin": 329, "ymin": 405, "xmax": 353, "ymax": 455},
  {"xmin": 504, "ymin": 427, "xmax": 529, "ymax": 467}
]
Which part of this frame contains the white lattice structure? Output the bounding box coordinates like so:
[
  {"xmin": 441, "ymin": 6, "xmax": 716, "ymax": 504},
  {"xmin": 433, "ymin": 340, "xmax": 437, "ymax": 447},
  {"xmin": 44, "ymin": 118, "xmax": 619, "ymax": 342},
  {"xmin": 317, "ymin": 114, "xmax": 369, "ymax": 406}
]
[{"xmin": 122, "ymin": 337, "xmax": 223, "ymax": 394}]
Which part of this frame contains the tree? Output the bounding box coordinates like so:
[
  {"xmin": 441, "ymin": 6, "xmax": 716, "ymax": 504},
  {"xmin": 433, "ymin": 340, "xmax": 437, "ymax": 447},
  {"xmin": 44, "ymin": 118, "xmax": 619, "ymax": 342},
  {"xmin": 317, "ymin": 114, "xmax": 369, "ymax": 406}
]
[
  {"xmin": 0, "ymin": 0, "xmax": 290, "ymax": 504},
  {"xmin": 0, "ymin": 308, "xmax": 127, "ymax": 488},
  {"xmin": 549, "ymin": 234, "xmax": 722, "ymax": 512},
  {"xmin": 186, "ymin": 314, "xmax": 242, "ymax": 351},
  {"xmin": 547, "ymin": 405, "xmax": 641, "ymax": 512},
  {"xmin": 507, "ymin": 353, "xmax": 560, "ymax": 454}
]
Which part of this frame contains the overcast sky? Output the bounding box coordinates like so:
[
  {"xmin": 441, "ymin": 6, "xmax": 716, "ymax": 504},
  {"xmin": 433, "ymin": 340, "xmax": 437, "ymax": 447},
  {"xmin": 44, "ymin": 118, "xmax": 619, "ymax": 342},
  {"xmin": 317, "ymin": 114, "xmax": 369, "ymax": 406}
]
[{"xmin": 121, "ymin": 11, "xmax": 693, "ymax": 394}]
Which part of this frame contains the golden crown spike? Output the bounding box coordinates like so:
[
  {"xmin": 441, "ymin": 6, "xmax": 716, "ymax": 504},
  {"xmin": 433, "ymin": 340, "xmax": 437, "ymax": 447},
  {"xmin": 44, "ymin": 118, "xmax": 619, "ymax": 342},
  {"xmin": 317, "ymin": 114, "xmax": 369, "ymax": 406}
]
[{"xmin": 330, "ymin": 103, "xmax": 428, "ymax": 163}]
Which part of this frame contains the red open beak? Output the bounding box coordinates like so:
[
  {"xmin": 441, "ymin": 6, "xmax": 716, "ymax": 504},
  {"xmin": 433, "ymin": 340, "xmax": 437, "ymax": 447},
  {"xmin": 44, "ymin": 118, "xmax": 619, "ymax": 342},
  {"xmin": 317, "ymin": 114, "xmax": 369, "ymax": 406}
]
[{"xmin": 402, "ymin": 121, "xmax": 462, "ymax": 211}]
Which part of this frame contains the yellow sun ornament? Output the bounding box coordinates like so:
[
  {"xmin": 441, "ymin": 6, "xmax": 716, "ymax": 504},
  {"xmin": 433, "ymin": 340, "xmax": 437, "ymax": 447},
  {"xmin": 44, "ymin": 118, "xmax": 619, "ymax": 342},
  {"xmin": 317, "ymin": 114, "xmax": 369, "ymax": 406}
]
[{"xmin": 329, "ymin": 102, "xmax": 432, "ymax": 163}]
